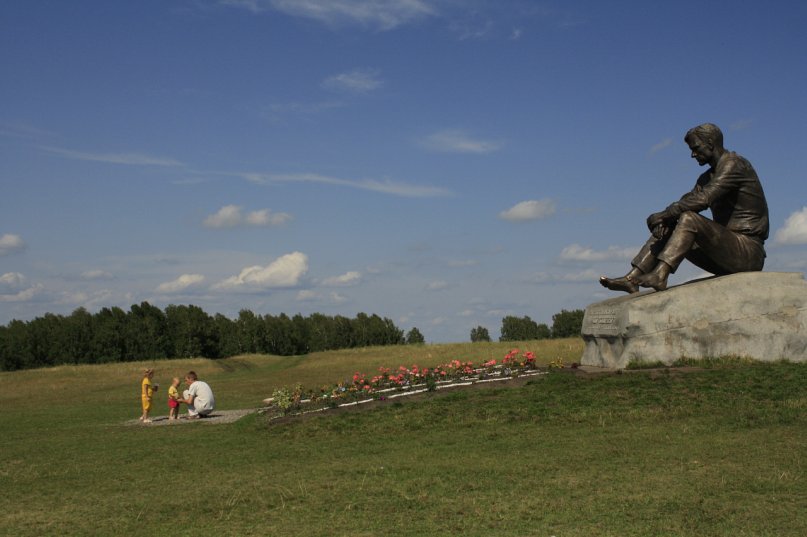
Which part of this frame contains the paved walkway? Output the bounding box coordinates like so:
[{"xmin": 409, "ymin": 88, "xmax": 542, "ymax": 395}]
[{"xmin": 125, "ymin": 408, "xmax": 256, "ymax": 426}]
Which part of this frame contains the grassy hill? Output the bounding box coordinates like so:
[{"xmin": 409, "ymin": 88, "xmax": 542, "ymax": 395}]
[{"xmin": 1, "ymin": 339, "xmax": 805, "ymax": 536}]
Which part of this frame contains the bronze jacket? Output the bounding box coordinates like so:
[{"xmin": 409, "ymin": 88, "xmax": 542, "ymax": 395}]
[{"xmin": 665, "ymin": 151, "xmax": 769, "ymax": 242}]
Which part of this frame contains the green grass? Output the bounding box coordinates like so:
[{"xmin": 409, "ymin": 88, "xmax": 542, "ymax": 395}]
[{"xmin": 1, "ymin": 339, "xmax": 805, "ymax": 536}]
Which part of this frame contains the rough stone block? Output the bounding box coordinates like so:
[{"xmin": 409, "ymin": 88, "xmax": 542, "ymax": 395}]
[{"xmin": 581, "ymin": 272, "xmax": 807, "ymax": 368}]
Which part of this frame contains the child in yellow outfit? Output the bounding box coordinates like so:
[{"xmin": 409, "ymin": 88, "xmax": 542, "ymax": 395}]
[{"xmin": 140, "ymin": 369, "xmax": 158, "ymax": 423}]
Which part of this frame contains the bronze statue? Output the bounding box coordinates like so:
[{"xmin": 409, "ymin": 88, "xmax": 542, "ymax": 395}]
[{"xmin": 600, "ymin": 123, "xmax": 769, "ymax": 293}]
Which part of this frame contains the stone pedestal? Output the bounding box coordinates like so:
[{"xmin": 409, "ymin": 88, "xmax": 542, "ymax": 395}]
[{"xmin": 581, "ymin": 272, "xmax": 807, "ymax": 369}]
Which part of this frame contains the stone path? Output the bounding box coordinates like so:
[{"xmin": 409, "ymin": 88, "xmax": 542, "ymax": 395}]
[{"xmin": 125, "ymin": 408, "xmax": 256, "ymax": 426}]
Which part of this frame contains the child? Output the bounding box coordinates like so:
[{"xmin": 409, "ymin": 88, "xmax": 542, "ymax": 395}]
[
  {"xmin": 167, "ymin": 377, "xmax": 182, "ymax": 420},
  {"xmin": 140, "ymin": 368, "xmax": 158, "ymax": 423}
]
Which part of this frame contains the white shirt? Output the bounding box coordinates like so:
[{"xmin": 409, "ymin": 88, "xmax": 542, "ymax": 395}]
[{"xmin": 187, "ymin": 380, "xmax": 215, "ymax": 413}]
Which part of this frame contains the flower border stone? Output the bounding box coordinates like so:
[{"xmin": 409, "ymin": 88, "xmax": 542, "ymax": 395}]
[{"xmin": 261, "ymin": 350, "xmax": 550, "ymax": 421}]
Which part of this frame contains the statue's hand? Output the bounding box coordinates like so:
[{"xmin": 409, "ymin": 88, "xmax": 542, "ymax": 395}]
[
  {"xmin": 646, "ymin": 211, "xmax": 668, "ymax": 231},
  {"xmin": 651, "ymin": 224, "xmax": 669, "ymax": 240}
]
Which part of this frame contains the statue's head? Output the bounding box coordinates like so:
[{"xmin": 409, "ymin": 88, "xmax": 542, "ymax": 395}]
[
  {"xmin": 684, "ymin": 123, "xmax": 724, "ymax": 151},
  {"xmin": 684, "ymin": 123, "xmax": 724, "ymax": 166}
]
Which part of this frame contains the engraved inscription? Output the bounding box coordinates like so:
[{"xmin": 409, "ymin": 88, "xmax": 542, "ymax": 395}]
[{"xmin": 583, "ymin": 306, "xmax": 622, "ymax": 335}]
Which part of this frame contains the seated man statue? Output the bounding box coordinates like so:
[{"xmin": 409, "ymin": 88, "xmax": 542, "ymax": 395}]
[{"xmin": 600, "ymin": 123, "xmax": 769, "ymax": 293}]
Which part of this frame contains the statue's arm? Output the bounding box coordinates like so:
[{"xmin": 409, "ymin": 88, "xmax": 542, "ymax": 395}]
[
  {"xmin": 645, "ymin": 182, "xmax": 700, "ymax": 231},
  {"xmin": 664, "ymin": 162, "xmax": 742, "ymax": 218}
]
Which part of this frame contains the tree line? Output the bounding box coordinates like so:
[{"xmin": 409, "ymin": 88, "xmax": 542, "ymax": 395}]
[
  {"xmin": 470, "ymin": 309, "xmax": 585, "ymax": 342},
  {"xmin": 0, "ymin": 302, "xmax": 411, "ymax": 371}
]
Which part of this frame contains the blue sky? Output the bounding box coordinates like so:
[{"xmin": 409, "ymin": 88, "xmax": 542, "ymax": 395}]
[{"xmin": 2, "ymin": 0, "xmax": 807, "ymax": 342}]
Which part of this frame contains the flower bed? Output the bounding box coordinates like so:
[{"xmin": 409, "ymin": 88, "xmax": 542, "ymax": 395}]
[{"xmin": 261, "ymin": 349, "xmax": 553, "ymax": 419}]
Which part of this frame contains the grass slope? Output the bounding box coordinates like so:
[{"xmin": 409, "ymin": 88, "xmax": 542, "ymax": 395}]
[{"xmin": 0, "ymin": 340, "xmax": 805, "ymax": 536}]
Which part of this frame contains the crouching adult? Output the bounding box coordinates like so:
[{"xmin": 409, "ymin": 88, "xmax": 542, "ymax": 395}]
[{"xmin": 181, "ymin": 371, "xmax": 215, "ymax": 419}]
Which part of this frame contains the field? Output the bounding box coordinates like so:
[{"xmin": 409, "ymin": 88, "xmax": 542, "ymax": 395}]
[{"xmin": 1, "ymin": 339, "xmax": 805, "ymax": 536}]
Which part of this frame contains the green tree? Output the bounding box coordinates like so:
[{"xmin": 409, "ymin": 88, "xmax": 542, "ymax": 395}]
[
  {"xmin": 1, "ymin": 320, "xmax": 33, "ymax": 371},
  {"xmin": 165, "ymin": 304, "xmax": 217, "ymax": 358},
  {"xmin": 551, "ymin": 309, "xmax": 585, "ymax": 338},
  {"xmin": 65, "ymin": 307, "xmax": 93, "ymax": 363},
  {"xmin": 124, "ymin": 302, "xmax": 170, "ymax": 361},
  {"xmin": 27, "ymin": 313, "xmax": 65, "ymax": 367},
  {"xmin": 499, "ymin": 315, "xmax": 550, "ymax": 341},
  {"xmin": 265, "ymin": 313, "xmax": 296, "ymax": 355},
  {"xmin": 213, "ymin": 314, "xmax": 240, "ymax": 358},
  {"xmin": 406, "ymin": 327, "xmax": 425, "ymax": 344},
  {"xmin": 236, "ymin": 309, "xmax": 265, "ymax": 354},
  {"xmin": 90, "ymin": 307, "xmax": 127, "ymax": 363},
  {"xmin": 332, "ymin": 315, "xmax": 354, "ymax": 349},
  {"xmin": 470, "ymin": 325, "xmax": 491, "ymax": 342}
]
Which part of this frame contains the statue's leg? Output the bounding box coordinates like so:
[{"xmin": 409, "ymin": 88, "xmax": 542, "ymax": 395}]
[
  {"xmin": 632, "ymin": 212, "xmax": 765, "ymax": 290},
  {"xmin": 599, "ymin": 236, "xmax": 665, "ymax": 293},
  {"xmin": 682, "ymin": 219, "xmax": 766, "ymax": 275},
  {"xmin": 631, "ymin": 212, "xmax": 701, "ymax": 290}
]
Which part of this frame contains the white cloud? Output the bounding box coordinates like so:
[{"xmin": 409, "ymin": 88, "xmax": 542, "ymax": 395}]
[
  {"xmin": 204, "ymin": 205, "xmax": 292, "ymax": 228},
  {"xmin": 219, "ymin": 0, "xmax": 261, "ymax": 13},
  {"xmin": 263, "ymin": 101, "xmax": 345, "ymax": 121},
  {"xmin": 43, "ymin": 146, "xmax": 183, "ymax": 167},
  {"xmin": 447, "ymin": 259, "xmax": 478, "ymax": 268},
  {"xmin": 774, "ymin": 207, "xmax": 807, "ymax": 245},
  {"xmin": 420, "ymin": 129, "xmax": 502, "ymax": 154},
  {"xmin": 499, "ymin": 199, "xmax": 556, "ymax": 221},
  {"xmin": 214, "ymin": 252, "xmax": 308, "ymax": 290},
  {"xmin": 246, "ymin": 209, "xmax": 293, "ymax": 227},
  {"xmin": 204, "ymin": 205, "xmax": 242, "ymax": 228},
  {"xmin": 295, "ymin": 290, "xmax": 347, "ymax": 304},
  {"xmin": 649, "ymin": 138, "xmax": 672, "ymax": 154},
  {"xmin": 510, "ymin": 28, "xmax": 522, "ymax": 40},
  {"xmin": 263, "ymin": 0, "xmax": 435, "ymax": 30},
  {"xmin": 529, "ymin": 269, "xmax": 600, "ymax": 284},
  {"xmin": 242, "ymin": 172, "xmax": 450, "ymax": 197},
  {"xmin": 0, "ymin": 272, "xmax": 26, "ymax": 292},
  {"xmin": 323, "ymin": 69, "xmax": 383, "ymax": 93},
  {"xmin": 426, "ymin": 280, "xmax": 449, "ymax": 291},
  {"xmin": 58, "ymin": 289, "xmax": 114, "ymax": 308},
  {"xmin": 0, "ymin": 121, "xmax": 54, "ymax": 140},
  {"xmin": 449, "ymin": 18, "xmax": 492, "ymax": 40},
  {"xmin": 329, "ymin": 291, "xmax": 348, "ymax": 304},
  {"xmin": 81, "ymin": 269, "xmax": 114, "ymax": 280},
  {"xmin": 296, "ymin": 289, "xmax": 319, "ymax": 301},
  {"xmin": 321, "ymin": 271, "xmax": 362, "ymax": 287},
  {"xmin": 559, "ymin": 244, "xmax": 636, "ymax": 262},
  {"xmin": 157, "ymin": 274, "xmax": 205, "ymax": 293},
  {"xmin": 730, "ymin": 119, "xmax": 753, "ymax": 131},
  {"xmin": 0, "ymin": 234, "xmax": 26, "ymax": 256},
  {"xmin": 0, "ymin": 283, "xmax": 44, "ymax": 302}
]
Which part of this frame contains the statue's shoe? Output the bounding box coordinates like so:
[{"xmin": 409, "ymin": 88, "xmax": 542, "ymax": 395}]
[
  {"xmin": 628, "ymin": 273, "xmax": 667, "ymax": 292},
  {"xmin": 599, "ymin": 275, "xmax": 639, "ymax": 294}
]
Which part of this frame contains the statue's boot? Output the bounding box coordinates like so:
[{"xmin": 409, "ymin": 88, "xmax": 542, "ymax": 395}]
[
  {"xmin": 599, "ymin": 275, "xmax": 639, "ymax": 294},
  {"xmin": 629, "ymin": 262, "xmax": 672, "ymax": 292}
]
